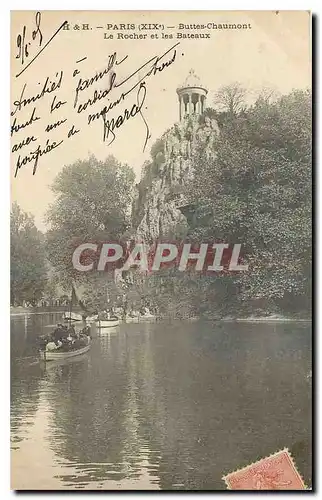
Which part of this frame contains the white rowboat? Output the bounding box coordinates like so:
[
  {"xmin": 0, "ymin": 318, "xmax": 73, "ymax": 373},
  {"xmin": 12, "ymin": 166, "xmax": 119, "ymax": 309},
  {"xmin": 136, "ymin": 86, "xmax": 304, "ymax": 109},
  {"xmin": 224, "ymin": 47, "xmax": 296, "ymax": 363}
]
[
  {"xmin": 124, "ymin": 316, "xmax": 139, "ymax": 323},
  {"xmin": 63, "ymin": 312, "xmax": 83, "ymax": 321},
  {"xmin": 96, "ymin": 319, "xmax": 120, "ymax": 328},
  {"xmin": 139, "ymin": 314, "xmax": 156, "ymax": 322},
  {"xmin": 40, "ymin": 342, "xmax": 91, "ymax": 361}
]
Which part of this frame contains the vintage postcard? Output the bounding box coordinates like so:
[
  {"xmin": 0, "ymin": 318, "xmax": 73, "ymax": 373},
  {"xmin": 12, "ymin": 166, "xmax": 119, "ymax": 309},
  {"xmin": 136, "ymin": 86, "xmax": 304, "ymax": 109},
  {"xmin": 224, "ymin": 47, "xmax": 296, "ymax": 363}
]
[{"xmin": 10, "ymin": 11, "xmax": 312, "ymax": 490}]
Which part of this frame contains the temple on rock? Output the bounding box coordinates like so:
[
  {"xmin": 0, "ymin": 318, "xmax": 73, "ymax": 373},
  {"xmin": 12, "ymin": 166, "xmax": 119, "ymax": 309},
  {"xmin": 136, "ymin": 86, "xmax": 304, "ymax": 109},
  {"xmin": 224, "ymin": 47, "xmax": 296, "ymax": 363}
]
[{"xmin": 176, "ymin": 69, "xmax": 208, "ymax": 120}]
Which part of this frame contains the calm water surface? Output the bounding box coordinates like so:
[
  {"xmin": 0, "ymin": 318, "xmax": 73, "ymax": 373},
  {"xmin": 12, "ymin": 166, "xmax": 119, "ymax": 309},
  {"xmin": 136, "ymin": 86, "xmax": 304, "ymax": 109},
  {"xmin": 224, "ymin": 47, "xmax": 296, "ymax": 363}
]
[{"xmin": 11, "ymin": 313, "xmax": 312, "ymax": 490}]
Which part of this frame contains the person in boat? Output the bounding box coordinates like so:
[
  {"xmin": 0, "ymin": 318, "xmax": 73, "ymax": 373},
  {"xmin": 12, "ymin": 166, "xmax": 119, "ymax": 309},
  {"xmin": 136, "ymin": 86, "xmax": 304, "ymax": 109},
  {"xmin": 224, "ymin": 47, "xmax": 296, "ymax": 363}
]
[
  {"xmin": 66, "ymin": 325, "xmax": 80, "ymax": 345},
  {"xmin": 99, "ymin": 309, "xmax": 111, "ymax": 320},
  {"xmin": 67, "ymin": 324, "xmax": 77, "ymax": 337},
  {"xmin": 121, "ymin": 306, "xmax": 127, "ymax": 321},
  {"xmin": 129, "ymin": 307, "xmax": 138, "ymax": 318},
  {"xmin": 46, "ymin": 339, "xmax": 62, "ymax": 351},
  {"xmin": 140, "ymin": 305, "xmax": 150, "ymax": 316},
  {"xmin": 77, "ymin": 325, "xmax": 91, "ymax": 339},
  {"xmin": 111, "ymin": 306, "xmax": 118, "ymax": 318},
  {"xmin": 70, "ymin": 333, "xmax": 89, "ymax": 350},
  {"xmin": 66, "ymin": 334, "xmax": 74, "ymax": 344},
  {"xmin": 53, "ymin": 324, "xmax": 69, "ymax": 343},
  {"xmin": 81, "ymin": 325, "xmax": 91, "ymax": 337}
]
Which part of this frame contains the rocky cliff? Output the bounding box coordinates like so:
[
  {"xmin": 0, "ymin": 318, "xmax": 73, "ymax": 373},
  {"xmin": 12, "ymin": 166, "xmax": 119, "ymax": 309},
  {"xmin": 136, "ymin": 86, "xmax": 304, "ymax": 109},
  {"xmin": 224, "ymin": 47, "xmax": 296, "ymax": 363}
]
[{"xmin": 133, "ymin": 114, "xmax": 220, "ymax": 242}]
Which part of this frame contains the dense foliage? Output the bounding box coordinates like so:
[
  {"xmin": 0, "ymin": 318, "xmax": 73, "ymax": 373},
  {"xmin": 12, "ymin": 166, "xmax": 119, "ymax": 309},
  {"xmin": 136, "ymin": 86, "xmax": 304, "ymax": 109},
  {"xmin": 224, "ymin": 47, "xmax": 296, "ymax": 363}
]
[
  {"xmin": 11, "ymin": 202, "xmax": 47, "ymax": 305},
  {"xmin": 46, "ymin": 155, "xmax": 135, "ymax": 289},
  {"xmin": 187, "ymin": 89, "xmax": 312, "ymax": 316}
]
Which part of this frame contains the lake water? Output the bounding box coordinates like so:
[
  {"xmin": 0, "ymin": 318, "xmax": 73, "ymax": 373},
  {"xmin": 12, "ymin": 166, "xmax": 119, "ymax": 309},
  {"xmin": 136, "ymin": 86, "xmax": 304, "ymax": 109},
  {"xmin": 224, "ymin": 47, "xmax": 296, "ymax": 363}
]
[{"xmin": 11, "ymin": 313, "xmax": 312, "ymax": 490}]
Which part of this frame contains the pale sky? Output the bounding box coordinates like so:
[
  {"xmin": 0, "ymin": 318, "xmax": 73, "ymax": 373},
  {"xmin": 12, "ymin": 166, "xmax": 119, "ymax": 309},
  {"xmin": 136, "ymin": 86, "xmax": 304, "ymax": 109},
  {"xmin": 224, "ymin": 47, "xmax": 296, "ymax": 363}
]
[{"xmin": 11, "ymin": 10, "xmax": 311, "ymax": 230}]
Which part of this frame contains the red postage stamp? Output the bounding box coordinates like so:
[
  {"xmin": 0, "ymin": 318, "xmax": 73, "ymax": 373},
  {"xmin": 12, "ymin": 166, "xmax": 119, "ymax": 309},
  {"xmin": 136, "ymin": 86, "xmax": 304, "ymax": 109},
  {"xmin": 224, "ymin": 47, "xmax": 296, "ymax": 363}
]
[{"xmin": 222, "ymin": 449, "xmax": 306, "ymax": 490}]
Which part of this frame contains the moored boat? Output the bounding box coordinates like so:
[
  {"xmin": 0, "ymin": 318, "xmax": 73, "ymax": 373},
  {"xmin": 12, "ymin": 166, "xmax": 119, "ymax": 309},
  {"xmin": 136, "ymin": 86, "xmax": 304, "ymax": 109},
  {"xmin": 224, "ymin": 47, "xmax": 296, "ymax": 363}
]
[
  {"xmin": 96, "ymin": 319, "xmax": 120, "ymax": 328},
  {"xmin": 124, "ymin": 315, "xmax": 139, "ymax": 323},
  {"xmin": 63, "ymin": 311, "xmax": 83, "ymax": 321},
  {"xmin": 139, "ymin": 314, "xmax": 156, "ymax": 322}
]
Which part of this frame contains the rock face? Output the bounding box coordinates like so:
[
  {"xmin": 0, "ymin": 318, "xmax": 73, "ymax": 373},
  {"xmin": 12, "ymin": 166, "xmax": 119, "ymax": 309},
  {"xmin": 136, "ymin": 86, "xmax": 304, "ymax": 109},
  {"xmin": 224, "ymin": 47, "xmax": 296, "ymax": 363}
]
[{"xmin": 133, "ymin": 114, "xmax": 220, "ymax": 242}]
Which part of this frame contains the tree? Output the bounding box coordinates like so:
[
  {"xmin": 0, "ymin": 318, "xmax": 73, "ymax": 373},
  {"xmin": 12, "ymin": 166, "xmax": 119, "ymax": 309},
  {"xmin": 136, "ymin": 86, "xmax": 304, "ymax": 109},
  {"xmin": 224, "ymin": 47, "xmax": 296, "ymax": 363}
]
[
  {"xmin": 213, "ymin": 82, "xmax": 247, "ymax": 116},
  {"xmin": 46, "ymin": 155, "xmax": 135, "ymax": 290},
  {"xmin": 254, "ymin": 85, "xmax": 281, "ymax": 105},
  {"xmin": 189, "ymin": 89, "xmax": 312, "ymax": 316},
  {"xmin": 11, "ymin": 202, "xmax": 47, "ymax": 305}
]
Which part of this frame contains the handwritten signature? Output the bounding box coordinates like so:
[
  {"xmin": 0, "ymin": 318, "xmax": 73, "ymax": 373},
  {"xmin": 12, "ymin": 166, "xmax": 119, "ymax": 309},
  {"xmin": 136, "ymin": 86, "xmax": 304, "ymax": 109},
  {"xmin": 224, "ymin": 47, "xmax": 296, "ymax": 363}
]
[
  {"xmin": 87, "ymin": 43, "xmax": 179, "ymax": 149},
  {"xmin": 101, "ymin": 82, "xmax": 150, "ymax": 150}
]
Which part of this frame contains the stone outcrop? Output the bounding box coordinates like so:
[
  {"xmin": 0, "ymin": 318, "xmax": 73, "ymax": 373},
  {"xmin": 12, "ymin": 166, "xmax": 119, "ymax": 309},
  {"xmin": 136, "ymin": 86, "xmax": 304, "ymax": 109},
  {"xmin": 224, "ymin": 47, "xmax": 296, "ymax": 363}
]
[{"xmin": 133, "ymin": 114, "xmax": 220, "ymax": 242}]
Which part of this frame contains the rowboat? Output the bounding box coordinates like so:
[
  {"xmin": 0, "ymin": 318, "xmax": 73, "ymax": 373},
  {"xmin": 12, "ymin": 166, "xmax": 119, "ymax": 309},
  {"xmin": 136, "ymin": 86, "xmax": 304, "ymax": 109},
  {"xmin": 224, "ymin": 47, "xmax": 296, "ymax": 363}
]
[
  {"xmin": 124, "ymin": 316, "xmax": 139, "ymax": 323},
  {"xmin": 41, "ymin": 352, "xmax": 90, "ymax": 371},
  {"xmin": 139, "ymin": 314, "xmax": 156, "ymax": 322},
  {"xmin": 96, "ymin": 319, "xmax": 120, "ymax": 328},
  {"xmin": 63, "ymin": 312, "xmax": 83, "ymax": 321},
  {"xmin": 40, "ymin": 341, "xmax": 91, "ymax": 361},
  {"xmin": 85, "ymin": 314, "xmax": 98, "ymax": 324}
]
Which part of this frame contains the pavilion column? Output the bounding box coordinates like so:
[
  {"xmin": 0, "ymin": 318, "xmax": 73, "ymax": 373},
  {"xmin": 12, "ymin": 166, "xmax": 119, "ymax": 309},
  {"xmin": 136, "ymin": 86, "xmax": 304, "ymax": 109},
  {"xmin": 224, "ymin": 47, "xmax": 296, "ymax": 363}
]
[
  {"xmin": 179, "ymin": 96, "xmax": 182, "ymax": 120},
  {"xmin": 197, "ymin": 95, "xmax": 201, "ymax": 114},
  {"xmin": 188, "ymin": 94, "xmax": 192, "ymax": 115}
]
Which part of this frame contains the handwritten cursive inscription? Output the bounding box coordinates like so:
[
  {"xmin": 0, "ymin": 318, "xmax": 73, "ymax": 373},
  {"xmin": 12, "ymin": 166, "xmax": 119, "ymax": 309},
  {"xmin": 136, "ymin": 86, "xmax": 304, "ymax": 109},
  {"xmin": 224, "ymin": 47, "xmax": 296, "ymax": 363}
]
[
  {"xmin": 11, "ymin": 31, "xmax": 181, "ymax": 177},
  {"xmin": 14, "ymin": 138, "xmax": 64, "ymax": 177},
  {"xmin": 11, "ymin": 72, "xmax": 63, "ymax": 116},
  {"xmin": 11, "ymin": 107, "xmax": 40, "ymax": 136},
  {"xmin": 101, "ymin": 82, "xmax": 150, "ymax": 150},
  {"xmin": 74, "ymin": 52, "xmax": 124, "ymax": 109},
  {"xmin": 87, "ymin": 43, "xmax": 178, "ymax": 149},
  {"xmin": 15, "ymin": 13, "xmax": 68, "ymax": 78}
]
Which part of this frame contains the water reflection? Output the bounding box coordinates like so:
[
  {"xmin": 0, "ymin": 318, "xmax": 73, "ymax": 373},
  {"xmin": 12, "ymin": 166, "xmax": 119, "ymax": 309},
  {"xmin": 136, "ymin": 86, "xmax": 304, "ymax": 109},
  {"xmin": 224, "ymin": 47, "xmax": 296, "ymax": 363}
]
[{"xmin": 11, "ymin": 315, "xmax": 312, "ymax": 490}]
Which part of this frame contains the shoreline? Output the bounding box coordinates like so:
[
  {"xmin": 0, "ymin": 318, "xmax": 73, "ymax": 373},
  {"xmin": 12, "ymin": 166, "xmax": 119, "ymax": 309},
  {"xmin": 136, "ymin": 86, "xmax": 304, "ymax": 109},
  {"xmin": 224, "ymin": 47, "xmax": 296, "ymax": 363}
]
[
  {"xmin": 10, "ymin": 308, "xmax": 311, "ymax": 324},
  {"xmin": 221, "ymin": 317, "xmax": 311, "ymax": 323},
  {"xmin": 10, "ymin": 308, "xmax": 67, "ymax": 317}
]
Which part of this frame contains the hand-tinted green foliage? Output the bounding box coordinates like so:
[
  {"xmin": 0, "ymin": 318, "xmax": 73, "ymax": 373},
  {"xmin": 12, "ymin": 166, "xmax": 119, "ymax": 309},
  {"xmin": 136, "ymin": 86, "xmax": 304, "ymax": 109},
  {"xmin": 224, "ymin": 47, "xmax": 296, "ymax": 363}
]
[{"xmin": 11, "ymin": 202, "xmax": 47, "ymax": 305}]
